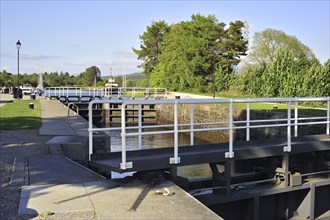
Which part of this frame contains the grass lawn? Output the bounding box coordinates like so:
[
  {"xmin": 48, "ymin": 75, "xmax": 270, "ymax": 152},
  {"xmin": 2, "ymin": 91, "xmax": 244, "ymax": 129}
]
[
  {"xmin": 0, "ymin": 100, "xmax": 41, "ymax": 130},
  {"xmin": 187, "ymin": 91, "xmax": 327, "ymax": 117},
  {"xmin": 232, "ymin": 102, "xmax": 327, "ymax": 117}
]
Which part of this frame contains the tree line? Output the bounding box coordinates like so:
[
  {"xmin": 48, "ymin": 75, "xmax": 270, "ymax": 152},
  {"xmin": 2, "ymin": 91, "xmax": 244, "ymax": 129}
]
[
  {"xmin": 0, "ymin": 66, "xmax": 104, "ymax": 88},
  {"xmin": 0, "ymin": 66, "xmax": 144, "ymax": 89},
  {"xmin": 133, "ymin": 14, "xmax": 329, "ymax": 97}
]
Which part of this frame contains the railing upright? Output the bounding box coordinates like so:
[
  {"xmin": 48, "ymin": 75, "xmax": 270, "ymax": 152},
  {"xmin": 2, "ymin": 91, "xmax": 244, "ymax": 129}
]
[
  {"xmin": 246, "ymin": 98, "xmax": 250, "ymax": 141},
  {"xmin": 138, "ymin": 104, "xmax": 142, "ymax": 149},
  {"xmin": 294, "ymin": 101, "xmax": 298, "ymax": 137},
  {"xmin": 284, "ymin": 101, "xmax": 292, "ymax": 152},
  {"xmin": 190, "ymin": 103, "xmax": 194, "ymax": 145},
  {"xmin": 120, "ymin": 103, "xmax": 127, "ymax": 169},
  {"xmin": 327, "ymin": 100, "xmax": 330, "ymax": 135},
  {"xmin": 170, "ymin": 100, "xmax": 180, "ymax": 164},
  {"xmin": 88, "ymin": 101, "xmax": 93, "ymax": 161},
  {"xmin": 226, "ymin": 99, "xmax": 234, "ymax": 158}
]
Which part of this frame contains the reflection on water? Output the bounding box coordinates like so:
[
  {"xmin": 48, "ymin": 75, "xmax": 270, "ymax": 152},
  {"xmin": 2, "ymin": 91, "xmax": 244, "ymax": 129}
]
[
  {"xmin": 105, "ymin": 129, "xmax": 208, "ymax": 151},
  {"xmin": 104, "ymin": 127, "xmax": 212, "ymax": 179}
]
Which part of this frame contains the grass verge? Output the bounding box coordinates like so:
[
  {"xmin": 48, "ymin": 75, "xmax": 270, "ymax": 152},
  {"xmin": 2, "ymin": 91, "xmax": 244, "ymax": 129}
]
[
  {"xmin": 180, "ymin": 91, "xmax": 327, "ymax": 116},
  {"xmin": 0, "ymin": 100, "xmax": 41, "ymax": 130}
]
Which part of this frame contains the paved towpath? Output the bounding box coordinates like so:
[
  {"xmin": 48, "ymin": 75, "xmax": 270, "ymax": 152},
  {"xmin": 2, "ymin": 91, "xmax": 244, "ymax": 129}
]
[{"xmin": 169, "ymin": 91, "xmax": 215, "ymax": 99}]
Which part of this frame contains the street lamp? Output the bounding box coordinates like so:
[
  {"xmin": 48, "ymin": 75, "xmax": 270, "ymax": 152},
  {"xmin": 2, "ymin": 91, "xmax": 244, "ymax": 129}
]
[{"xmin": 16, "ymin": 40, "xmax": 21, "ymax": 99}]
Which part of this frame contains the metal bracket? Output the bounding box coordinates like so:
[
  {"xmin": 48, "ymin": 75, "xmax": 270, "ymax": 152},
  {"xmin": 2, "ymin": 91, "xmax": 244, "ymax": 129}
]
[
  {"xmin": 169, "ymin": 157, "xmax": 181, "ymax": 164},
  {"xmin": 120, "ymin": 162, "xmax": 133, "ymax": 169},
  {"xmin": 225, "ymin": 151, "xmax": 234, "ymax": 158},
  {"xmin": 283, "ymin": 146, "xmax": 291, "ymax": 152}
]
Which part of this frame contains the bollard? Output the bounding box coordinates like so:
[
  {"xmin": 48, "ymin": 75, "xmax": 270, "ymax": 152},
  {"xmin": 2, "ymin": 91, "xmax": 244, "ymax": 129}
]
[
  {"xmin": 30, "ymin": 94, "xmax": 36, "ymax": 100},
  {"xmin": 29, "ymin": 103, "xmax": 34, "ymax": 109}
]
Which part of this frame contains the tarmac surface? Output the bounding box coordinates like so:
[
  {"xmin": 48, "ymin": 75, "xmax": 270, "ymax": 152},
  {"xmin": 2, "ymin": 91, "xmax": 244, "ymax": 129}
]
[{"xmin": 1, "ymin": 94, "xmax": 221, "ymax": 219}]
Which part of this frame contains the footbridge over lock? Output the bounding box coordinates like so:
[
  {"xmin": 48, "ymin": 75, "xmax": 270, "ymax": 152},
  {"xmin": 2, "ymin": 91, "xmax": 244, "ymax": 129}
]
[
  {"xmin": 87, "ymin": 97, "xmax": 330, "ymax": 219},
  {"xmin": 44, "ymin": 86, "xmax": 168, "ymax": 102}
]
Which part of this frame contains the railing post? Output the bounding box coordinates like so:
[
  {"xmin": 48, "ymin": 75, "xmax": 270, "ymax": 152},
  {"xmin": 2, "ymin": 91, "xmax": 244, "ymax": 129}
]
[
  {"xmin": 88, "ymin": 101, "xmax": 94, "ymax": 161},
  {"xmin": 284, "ymin": 101, "xmax": 292, "ymax": 152},
  {"xmin": 190, "ymin": 103, "xmax": 194, "ymax": 146},
  {"xmin": 246, "ymin": 98, "xmax": 250, "ymax": 141},
  {"xmin": 120, "ymin": 103, "xmax": 132, "ymax": 169},
  {"xmin": 225, "ymin": 99, "xmax": 234, "ymax": 158},
  {"xmin": 294, "ymin": 100, "xmax": 298, "ymax": 137},
  {"xmin": 327, "ymin": 99, "xmax": 330, "ymax": 135},
  {"xmin": 138, "ymin": 104, "xmax": 142, "ymax": 149},
  {"xmin": 170, "ymin": 100, "xmax": 180, "ymax": 164}
]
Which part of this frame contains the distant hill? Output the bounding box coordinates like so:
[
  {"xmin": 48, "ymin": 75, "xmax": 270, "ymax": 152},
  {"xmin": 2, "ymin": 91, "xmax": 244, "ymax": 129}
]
[
  {"xmin": 126, "ymin": 72, "xmax": 145, "ymax": 81},
  {"xmin": 101, "ymin": 72, "xmax": 145, "ymax": 81}
]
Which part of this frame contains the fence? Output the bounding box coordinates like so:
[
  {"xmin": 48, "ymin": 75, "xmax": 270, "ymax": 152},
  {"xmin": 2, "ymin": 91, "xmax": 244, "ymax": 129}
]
[{"xmin": 88, "ymin": 97, "xmax": 330, "ymax": 170}]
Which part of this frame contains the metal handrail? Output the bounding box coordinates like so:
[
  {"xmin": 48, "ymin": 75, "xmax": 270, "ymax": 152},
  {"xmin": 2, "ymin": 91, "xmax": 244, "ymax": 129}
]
[
  {"xmin": 88, "ymin": 97, "xmax": 330, "ymax": 170},
  {"xmin": 44, "ymin": 87, "xmax": 104, "ymax": 98},
  {"xmin": 45, "ymin": 87, "xmax": 168, "ymax": 100}
]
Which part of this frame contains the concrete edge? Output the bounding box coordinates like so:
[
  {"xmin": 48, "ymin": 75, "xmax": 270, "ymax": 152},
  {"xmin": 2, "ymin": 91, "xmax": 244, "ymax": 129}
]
[
  {"xmin": 64, "ymin": 157, "xmax": 107, "ymax": 180},
  {"xmin": 10, "ymin": 156, "xmax": 29, "ymax": 186}
]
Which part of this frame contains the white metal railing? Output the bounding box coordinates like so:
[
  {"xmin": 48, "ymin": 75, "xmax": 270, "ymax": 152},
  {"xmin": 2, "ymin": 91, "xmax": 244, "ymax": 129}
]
[
  {"xmin": 45, "ymin": 87, "xmax": 167, "ymax": 100},
  {"xmin": 88, "ymin": 97, "xmax": 330, "ymax": 170},
  {"xmin": 44, "ymin": 87, "xmax": 104, "ymax": 98},
  {"xmin": 103, "ymin": 87, "xmax": 167, "ymax": 99}
]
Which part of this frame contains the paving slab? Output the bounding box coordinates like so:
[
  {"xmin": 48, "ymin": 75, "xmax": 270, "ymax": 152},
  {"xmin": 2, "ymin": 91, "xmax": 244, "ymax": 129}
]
[
  {"xmin": 18, "ymin": 156, "xmax": 104, "ymax": 216},
  {"xmin": 19, "ymin": 183, "xmax": 94, "ymax": 216},
  {"xmin": 39, "ymin": 100, "xmax": 77, "ymax": 136},
  {"xmin": 19, "ymin": 155, "xmax": 221, "ymax": 219},
  {"xmin": 84, "ymin": 180, "xmax": 222, "ymax": 220},
  {"xmin": 28, "ymin": 157, "xmax": 104, "ymax": 185}
]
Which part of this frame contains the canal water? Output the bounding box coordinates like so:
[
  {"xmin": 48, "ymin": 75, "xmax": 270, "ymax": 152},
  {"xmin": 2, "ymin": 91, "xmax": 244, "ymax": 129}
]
[{"xmin": 104, "ymin": 128, "xmax": 213, "ymax": 179}]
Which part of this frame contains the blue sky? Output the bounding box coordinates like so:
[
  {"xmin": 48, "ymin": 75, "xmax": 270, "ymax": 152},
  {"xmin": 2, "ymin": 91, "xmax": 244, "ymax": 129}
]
[{"xmin": 1, "ymin": 0, "xmax": 329, "ymax": 76}]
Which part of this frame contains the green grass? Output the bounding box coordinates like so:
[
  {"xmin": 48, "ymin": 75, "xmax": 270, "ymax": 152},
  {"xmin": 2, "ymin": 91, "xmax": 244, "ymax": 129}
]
[
  {"xmin": 181, "ymin": 91, "xmax": 327, "ymax": 117},
  {"xmin": 0, "ymin": 100, "xmax": 41, "ymax": 130},
  {"xmin": 214, "ymin": 102, "xmax": 327, "ymax": 117},
  {"xmin": 122, "ymin": 92, "xmax": 146, "ymax": 97}
]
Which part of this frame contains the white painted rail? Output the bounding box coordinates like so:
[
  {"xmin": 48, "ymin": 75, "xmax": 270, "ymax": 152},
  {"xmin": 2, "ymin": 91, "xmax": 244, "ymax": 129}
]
[
  {"xmin": 45, "ymin": 87, "xmax": 167, "ymax": 99},
  {"xmin": 88, "ymin": 97, "xmax": 330, "ymax": 170}
]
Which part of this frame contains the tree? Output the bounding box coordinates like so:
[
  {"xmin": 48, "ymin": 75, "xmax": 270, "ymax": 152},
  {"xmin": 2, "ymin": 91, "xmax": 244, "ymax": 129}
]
[
  {"xmin": 213, "ymin": 20, "xmax": 248, "ymax": 71},
  {"xmin": 149, "ymin": 14, "xmax": 248, "ymax": 91},
  {"xmin": 316, "ymin": 60, "xmax": 330, "ymax": 97},
  {"xmin": 0, "ymin": 70, "xmax": 14, "ymax": 87},
  {"xmin": 80, "ymin": 66, "xmax": 101, "ymax": 87},
  {"xmin": 248, "ymin": 29, "xmax": 316, "ymax": 65},
  {"xmin": 133, "ymin": 20, "xmax": 171, "ymax": 78}
]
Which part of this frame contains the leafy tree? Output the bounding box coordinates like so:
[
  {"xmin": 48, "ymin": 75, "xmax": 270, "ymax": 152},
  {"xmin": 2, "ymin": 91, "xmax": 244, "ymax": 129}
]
[
  {"xmin": 80, "ymin": 66, "xmax": 101, "ymax": 87},
  {"xmin": 133, "ymin": 20, "xmax": 171, "ymax": 78},
  {"xmin": 248, "ymin": 28, "xmax": 316, "ymax": 65},
  {"xmin": 235, "ymin": 28, "xmax": 326, "ymax": 98},
  {"xmin": 149, "ymin": 14, "xmax": 248, "ymax": 91},
  {"xmin": 231, "ymin": 63, "xmax": 267, "ymax": 96},
  {"xmin": 317, "ymin": 60, "xmax": 330, "ymax": 96},
  {"xmin": 213, "ymin": 20, "xmax": 248, "ymax": 71},
  {"xmin": 0, "ymin": 70, "xmax": 14, "ymax": 87},
  {"xmin": 300, "ymin": 61, "xmax": 322, "ymax": 97}
]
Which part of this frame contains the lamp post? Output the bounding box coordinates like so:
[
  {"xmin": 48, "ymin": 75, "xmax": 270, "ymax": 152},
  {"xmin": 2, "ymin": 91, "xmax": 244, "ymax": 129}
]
[{"xmin": 16, "ymin": 40, "xmax": 21, "ymax": 99}]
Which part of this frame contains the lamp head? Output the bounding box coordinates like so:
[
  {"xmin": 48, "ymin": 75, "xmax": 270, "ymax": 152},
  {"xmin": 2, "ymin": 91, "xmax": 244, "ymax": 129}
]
[{"xmin": 16, "ymin": 40, "xmax": 21, "ymax": 50}]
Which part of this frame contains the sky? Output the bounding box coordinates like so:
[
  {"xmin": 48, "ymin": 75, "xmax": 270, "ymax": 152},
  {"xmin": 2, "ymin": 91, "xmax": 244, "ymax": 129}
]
[{"xmin": 1, "ymin": 0, "xmax": 329, "ymax": 77}]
